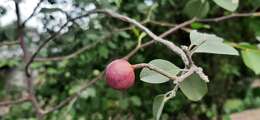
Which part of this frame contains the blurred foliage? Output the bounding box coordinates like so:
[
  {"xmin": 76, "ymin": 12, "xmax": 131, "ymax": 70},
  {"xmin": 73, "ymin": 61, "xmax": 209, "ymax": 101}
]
[{"xmin": 0, "ymin": 0, "xmax": 260, "ymax": 120}]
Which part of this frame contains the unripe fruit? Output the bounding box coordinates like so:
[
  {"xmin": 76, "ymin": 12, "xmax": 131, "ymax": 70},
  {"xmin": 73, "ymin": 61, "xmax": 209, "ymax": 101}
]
[{"xmin": 105, "ymin": 59, "xmax": 135, "ymax": 90}]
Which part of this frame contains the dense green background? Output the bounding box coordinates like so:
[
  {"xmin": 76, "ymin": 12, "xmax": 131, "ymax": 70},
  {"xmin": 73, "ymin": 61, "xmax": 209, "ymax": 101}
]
[{"xmin": 0, "ymin": 0, "xmax": 260, "ymax": 119}]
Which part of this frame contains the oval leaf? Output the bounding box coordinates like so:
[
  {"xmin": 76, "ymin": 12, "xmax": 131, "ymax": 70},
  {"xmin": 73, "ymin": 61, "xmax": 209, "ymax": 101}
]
[
  {"xmin": 180, "ymin": 74, "xmax": 208, "ymax": 101},
  {"xmin": 241, "ymin": 50, "xmax": 260, "ymax": 74},
  {"xmin": 140, "ymin": 59, "xmax": 180, "ymax": 84},
  {"xmin": 153, "ymin": 94, "xmax": 166, "ymax": 120},
  {"xmin": 184, "ymin": 0, "xmax": 210, "ymax": 18},
  {"xmin": 190, "ymin": 30, "xmax": 239, "ymax": 55},
  {"xmin": 213, "ymin": 0, "xmax": 239, "ymax": 12}
]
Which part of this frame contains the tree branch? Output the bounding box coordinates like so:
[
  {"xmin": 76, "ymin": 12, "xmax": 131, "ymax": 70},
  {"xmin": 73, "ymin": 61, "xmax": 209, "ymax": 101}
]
[
  {"xmin": 10, "ymin": 9, "xmax": 260, "ymax": 118},
  {"xmin": 15, "ymin": 1, "xmax": 43, "ymax": 119}
]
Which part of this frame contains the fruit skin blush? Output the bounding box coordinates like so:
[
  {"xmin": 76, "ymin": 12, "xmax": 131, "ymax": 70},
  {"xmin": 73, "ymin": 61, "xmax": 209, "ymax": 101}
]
[{"xmin": 105, "ymin": 59, "xmax": 135, "ymax": 90}]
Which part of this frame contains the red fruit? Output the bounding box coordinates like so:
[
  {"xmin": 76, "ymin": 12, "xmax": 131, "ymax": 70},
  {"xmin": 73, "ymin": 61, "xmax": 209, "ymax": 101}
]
[{"xmin": 105, "ymin": 59, "xmax": 135, "ymax": 90}]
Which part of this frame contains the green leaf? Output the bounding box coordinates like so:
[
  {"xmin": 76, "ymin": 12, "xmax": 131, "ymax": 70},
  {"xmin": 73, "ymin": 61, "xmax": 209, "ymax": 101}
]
[
  {"xmin": 180, "ymin": 74, "xmax": 208, "ymax": 101},
  {"xmin": 113, "ymin": 0, "xmax": 122, "ymax": 7},
  {"xmin": 153, "ymin": 94, "xmax": 166, "ymax": 120},
  {"xmin": 98, "ymin": 46, "xmax": 109, "ymax": 59},
  {"xmin": 190, "ymin": 30, "xmax": 239, "ymax": 55},
  {"xmin": 69, "ymin": 85, "xmax": 81, "ymax": 95},
  {"xmin": 140, "ymin": 59, "xmax": 180, "ymax": 84},
  {"xmin": 118, "ymin": 31, "xmax": 130, "ymax": 38},
  {"xmin": 236, "ymin": 42, "xmax": 258, "ymax": 50},
  {"xmin": 119, "ymin": 98, "xmax": 129, "ymax": 110},
  {"xmin": 241, "ymin": 50, "xmax": 260, "ymax": 74},
  {"xmin": 250, "ymin": 19, "xmax": 260, "ymax": 37},
  {"xmin": 251, "ymin": 0, "xmax": 260, "ymax": 9},
  {"xmin": 191, "ymin": 22, "xmax": 210, "ymax": 29},
  {"xmin": 130, "ymin": 96, "xmax": 142, "ymax": 107},
  {"xmin": 137, "ymin": 3, "xmax": 150, "ymax": 14},
  {"xmin": 213, "ymin": 0, "xmax": 239, "ymax": 12},
  {"xmin": 80, "ymin": 87, "xmax": 96, "ymax": 99},
  {"xmin": 132, "ymin": 27, "xmax": 140, "ymax": 37},
  {"xmin": 124, "ymin": 41, "xmax": 135, "ymax": 50},
  {"xmin": 224, "ymin": 99, "xmax": 244, "ymax": 113},
  {"xmin": 40, "ymin": 8, "xmax": 62, "ymax": 13},
  {"xmin": 237, "ymin": 43, "xmax": 258, "ymax": 50},
  {"xmin": 184, "ymin": 0, "xmax": 210, "ymax": 18}
]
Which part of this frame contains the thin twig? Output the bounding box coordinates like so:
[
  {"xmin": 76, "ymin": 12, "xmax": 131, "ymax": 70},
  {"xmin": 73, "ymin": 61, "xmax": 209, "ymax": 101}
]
[
  {"xmin": 165, "ymin": 83, "xmax": 179, "ymax": 101},
  {"xmin": 22, "ymin": 0, "xmax": 44, "ymax": 27},
  {"xmin": 0, "ymin": 41, "xmax": 19, "ymax": 47},
  {"xmin": 34, "ymin": 33, "xmax": 111, "ymax": 62},
  {"xmin": 198, "ymin": 12, "xmax": 260, "ymax": 22},
  {"xmin": 0, "ymin": 97, "xmax": 29, "ymax": 106},
  {"xmin": 149, "ymin": 20, "xmax": 191, "ymax": 32},
  {"xmin": 132, "ymin": 63, "xmax": 178, "ymax": 80}
]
